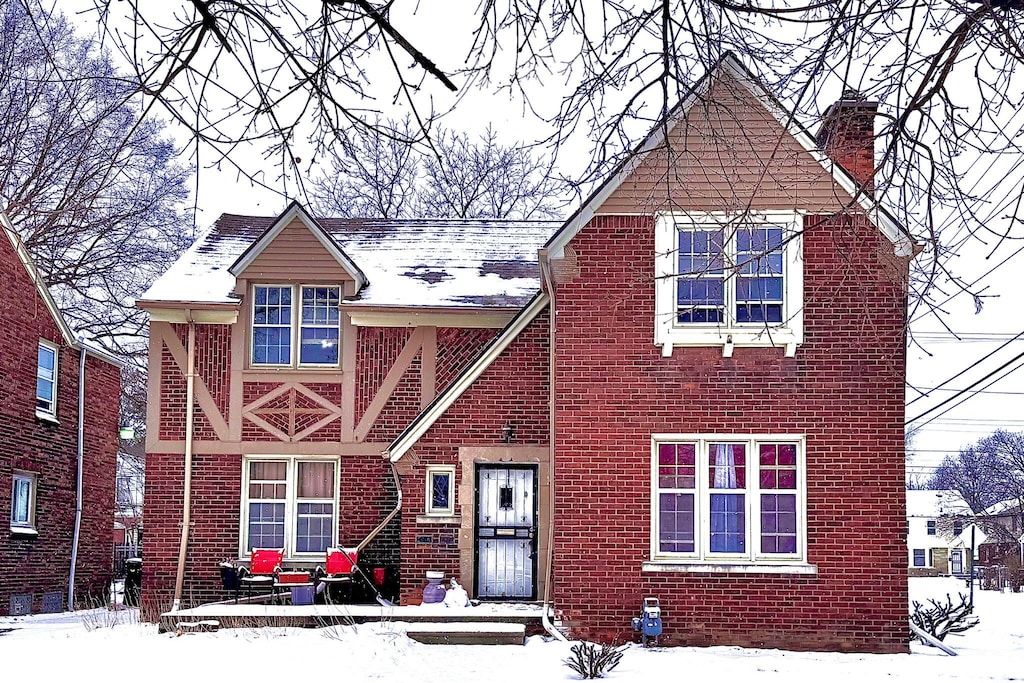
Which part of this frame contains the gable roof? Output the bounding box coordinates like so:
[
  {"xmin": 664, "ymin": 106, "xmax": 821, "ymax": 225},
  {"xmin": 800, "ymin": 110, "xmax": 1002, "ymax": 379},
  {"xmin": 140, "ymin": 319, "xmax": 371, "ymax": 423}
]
[
  {"xmin": 545, "ymin": 52, "xmax": 916, "ymax": 259},
  {"xmin": 139, "ymin": 207, "xmax": 559, "ymax": 311},
  {"xmin": 906, "ymin": 489, "xmax": 971, "ymax": 518},
  {"xmin": 229, "ymin": 201, "xmax": 368, "ymax": 290},
  {"xmin": 1, "ymin": 211, "xmax": 122, "ymax": 367}
]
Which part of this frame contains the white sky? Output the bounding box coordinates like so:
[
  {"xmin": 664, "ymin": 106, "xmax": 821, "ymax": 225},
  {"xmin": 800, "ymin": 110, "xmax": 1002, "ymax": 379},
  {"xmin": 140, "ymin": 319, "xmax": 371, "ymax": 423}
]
[
  {"xmin": 0, "ymin": 577, "xmax": 1021, "ymax": 681},
  {"xmin": 53, "ymin": 1, "xmax": 1024, "ymax": 476}
]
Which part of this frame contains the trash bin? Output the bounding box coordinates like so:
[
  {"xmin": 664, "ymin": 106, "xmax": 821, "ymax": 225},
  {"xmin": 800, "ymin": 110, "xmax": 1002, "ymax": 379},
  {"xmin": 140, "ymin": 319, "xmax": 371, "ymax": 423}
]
[{"xmin": 124, "ymin": 558, "xmax": 142, "ymax": 607}]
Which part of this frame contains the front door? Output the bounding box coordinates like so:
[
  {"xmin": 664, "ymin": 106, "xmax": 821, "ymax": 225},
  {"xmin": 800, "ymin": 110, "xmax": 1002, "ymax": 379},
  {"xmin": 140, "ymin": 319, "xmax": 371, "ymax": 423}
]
[
  {"xmin": 475, "ymin": 465, "xmax": 537, "ymax": 600},
  {"xmin": 951, "ymin": 549, "xmax": 963, "ymax": 575}
]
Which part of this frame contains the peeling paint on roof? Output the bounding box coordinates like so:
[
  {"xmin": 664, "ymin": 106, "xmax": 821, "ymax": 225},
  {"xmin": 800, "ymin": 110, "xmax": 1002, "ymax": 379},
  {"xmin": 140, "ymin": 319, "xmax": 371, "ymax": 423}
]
[{"xmin": 140, "ymin": 214, "xmax": 560, "ymax": 309}]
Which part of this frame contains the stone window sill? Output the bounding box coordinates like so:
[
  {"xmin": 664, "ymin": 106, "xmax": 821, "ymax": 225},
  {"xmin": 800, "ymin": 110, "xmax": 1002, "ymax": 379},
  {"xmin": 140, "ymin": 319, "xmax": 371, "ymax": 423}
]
[
  {"xmin": 642, "ymin": 561, "xmax": 818, "ymax": 575},
  {"xmin": 416, "ymin": 514, "xmax": 461, "ymax": 526}
]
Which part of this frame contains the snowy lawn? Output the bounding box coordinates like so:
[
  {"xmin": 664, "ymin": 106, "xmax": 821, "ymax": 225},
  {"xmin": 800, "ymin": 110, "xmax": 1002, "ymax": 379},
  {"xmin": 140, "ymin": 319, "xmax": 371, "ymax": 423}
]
[{"xmin": 1, "ymin": 577, "xmax": 1020, "ymax": 682}]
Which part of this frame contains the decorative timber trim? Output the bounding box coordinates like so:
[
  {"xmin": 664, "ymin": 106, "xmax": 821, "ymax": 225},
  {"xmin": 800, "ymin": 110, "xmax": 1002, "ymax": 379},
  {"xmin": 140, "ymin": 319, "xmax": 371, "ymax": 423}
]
[
  {"xmin": 354, "ymin": 327, "xmax": 429, "ymax": 442},
  {"xmin": 241, "ymin": 382, "xmax": 343, "ymax": 442},
  {"xmin": 158, "ymin": 322, "xmax": 230, "ymax": 440}
]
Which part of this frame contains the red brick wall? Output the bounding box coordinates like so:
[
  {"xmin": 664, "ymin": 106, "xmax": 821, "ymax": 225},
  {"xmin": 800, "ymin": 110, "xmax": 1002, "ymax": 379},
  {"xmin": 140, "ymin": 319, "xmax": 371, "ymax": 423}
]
[
  {"xmin": 142, "ymin": 322, "xmax": 495, "ymax": 613},
  {"xmin": 399, "ymin": 311, "xmax": 550, "ymax": 603},
  {"xmin": 551, "ymin": 214, "xmax": 909, "ymax": 653},
  {"xmin": 0, "ymin": 241, "xmax": 120, "ymax": 615}
]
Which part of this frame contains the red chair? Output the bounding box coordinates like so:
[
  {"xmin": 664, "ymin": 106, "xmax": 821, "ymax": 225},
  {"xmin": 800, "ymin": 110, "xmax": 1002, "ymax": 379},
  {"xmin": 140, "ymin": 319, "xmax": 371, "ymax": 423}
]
[
  {"xmin": 316, "ymin": 547, "xmax": 357, "ymax": 604},
  {"xmin": 239, "ymin": 548, "xmax": 283, "ymax": 601}
]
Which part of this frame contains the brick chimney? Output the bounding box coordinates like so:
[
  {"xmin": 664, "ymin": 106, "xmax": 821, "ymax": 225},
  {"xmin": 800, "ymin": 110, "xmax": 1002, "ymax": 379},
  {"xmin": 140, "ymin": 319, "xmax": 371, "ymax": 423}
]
[{"xmin": 815, "ymin": 89, "xmax": 877, "ymax": 194}]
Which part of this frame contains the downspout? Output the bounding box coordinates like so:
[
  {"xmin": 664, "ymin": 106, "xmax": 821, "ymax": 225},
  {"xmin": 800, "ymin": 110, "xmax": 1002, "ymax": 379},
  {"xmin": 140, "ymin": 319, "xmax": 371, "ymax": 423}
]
[
  {"xmin": 68, "ymin": 341, "xmax": 86, "ymax": 610},
  {"xmin": 357, "ymin": 457, "xmax": 403, "ymax": 554},
  {"xmin": 538, "ymin": 249, "xmax": 566, "ymax": 641},
  {"xmin": 172, "ymin": 315, "xmax": 197, "ymax": 611}
]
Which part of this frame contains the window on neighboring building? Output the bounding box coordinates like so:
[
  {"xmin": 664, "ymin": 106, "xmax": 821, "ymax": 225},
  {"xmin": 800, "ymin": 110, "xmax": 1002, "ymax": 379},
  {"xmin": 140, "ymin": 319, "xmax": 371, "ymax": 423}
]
[
  {"xmin": 953, "ymin": 520, "xmax": 963, "ymax": 536},
  {"xmin": 927, "ymin": 520, "xmax": 937, "ymax": 536},
  {"xmin": 36, "ymin": 341, "xmax": 58, "ymax": 417},
  {"xmin": 425, "ymin": 466, "xmax": 456, "ymax": 516},
  {"xmin": 652, "ymin": 436, "xmax": 805, "ymax": 563},
  {"xmin": 252, "ymin": 285, "xmax": 341, "ymax": 367},
  {"xmin": 912, "ymin": 549, "xmax": 927, "ymax": 567},
  {"xmin": 242, "ymin": 458, "xmax": 338, "ymax": 557},
  {"xmin": 11, "ymin": 471, "xmax": 37, "ymax": 532},
  {"xmin": 654, "ymin": 212, "xmax": 804, "ymax": 356}
]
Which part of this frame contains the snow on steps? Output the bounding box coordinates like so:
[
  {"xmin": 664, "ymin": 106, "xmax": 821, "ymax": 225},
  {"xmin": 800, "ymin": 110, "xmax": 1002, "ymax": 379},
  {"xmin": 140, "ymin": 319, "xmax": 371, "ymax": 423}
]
[{"xmin": 405, "ymin": 621, "xmax": 526, "ymax": 645}]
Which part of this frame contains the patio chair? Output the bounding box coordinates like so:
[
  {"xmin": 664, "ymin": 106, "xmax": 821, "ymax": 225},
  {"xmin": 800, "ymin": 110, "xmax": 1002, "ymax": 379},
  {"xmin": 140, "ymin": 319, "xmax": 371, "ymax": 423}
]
[
  {"xmin": 219, "ymin": 562, "xmax": 242, "ymax": 602},
  {"xmin": 316, "ymin": 547, "xmax": 357, "ymax": 604},
  {"xmin": 239, "ymin": 548, "xmax": 283, "ymax": 601}
]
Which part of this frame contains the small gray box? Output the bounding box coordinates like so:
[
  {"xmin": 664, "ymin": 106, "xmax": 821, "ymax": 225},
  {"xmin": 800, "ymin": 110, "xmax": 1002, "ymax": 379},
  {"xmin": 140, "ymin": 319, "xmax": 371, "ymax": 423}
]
[
  {"xmin": 41, "ymin": 592, "xmax": 62, "ymax": 613},
  {"xmin": 9, "ymin": 594, "xmax": 32, "ymax": 616}
]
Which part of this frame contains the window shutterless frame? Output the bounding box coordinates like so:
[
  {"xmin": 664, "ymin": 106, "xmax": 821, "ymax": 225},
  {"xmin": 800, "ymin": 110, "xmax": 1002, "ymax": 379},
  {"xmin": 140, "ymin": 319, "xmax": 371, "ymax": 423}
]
[
  {"xmin": 11, "ymin": 471, "xmax": 37, "ymax": 530},
  {"xmin": 654, "ymin": 211, "xmax": 804, "ymax": 357},
  {"xmin": 36, "ymin": 340, "xmax": 58, "ymax": 418},
  {"xmin": 651, "ymin": 434, "xmax": 807, "ymax": 565},
  {"xmin": 250, "ymin": 284, "xmax": 341, "ymax": 368},
  {"xmin": 239, "ymin": 456, "xmax": 340, "ymax": 559},
  {"xmin": 425, "ymin": 465, "xmax": 456, "ymax": 516}
]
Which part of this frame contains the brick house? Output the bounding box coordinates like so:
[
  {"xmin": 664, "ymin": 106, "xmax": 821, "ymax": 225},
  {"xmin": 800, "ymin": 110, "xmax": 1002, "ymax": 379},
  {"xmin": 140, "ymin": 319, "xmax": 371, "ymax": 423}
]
[
  {"xmin": 0, "ymin": 212, "xmax": 122, "ymax": 616},
  {"xmin": 139, "ymin": 55, "xmax": 914, "ymax": 652}
]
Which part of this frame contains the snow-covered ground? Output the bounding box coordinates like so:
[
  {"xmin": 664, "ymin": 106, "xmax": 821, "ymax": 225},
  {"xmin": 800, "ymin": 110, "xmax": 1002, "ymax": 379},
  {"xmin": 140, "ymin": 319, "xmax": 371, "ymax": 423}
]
[{"xmin": 1, "ymin": 577, "xmax": 1020, "ymax": 682}]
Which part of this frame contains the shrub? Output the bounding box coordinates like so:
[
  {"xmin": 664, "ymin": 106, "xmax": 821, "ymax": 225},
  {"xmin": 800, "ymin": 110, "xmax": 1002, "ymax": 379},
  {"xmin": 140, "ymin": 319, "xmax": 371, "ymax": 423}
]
[
  {"xmin": 563, "ymin": 641, "xmax": 625, "ymax": 679},
  {"xmin": 909, "ymin": 593, "xmax": 979, "ymax": 642}
]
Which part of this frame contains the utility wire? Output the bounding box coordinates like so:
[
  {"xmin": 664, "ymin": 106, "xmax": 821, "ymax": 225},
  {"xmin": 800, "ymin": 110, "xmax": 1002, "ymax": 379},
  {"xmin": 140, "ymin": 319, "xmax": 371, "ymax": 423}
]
[
  {"xmin": 907, "ymin": 349, "xmax": 1024, "ymax": 425},
  {"xmin": 907, "ymin": 326, "xmax": 1024, "ymax": 405}
]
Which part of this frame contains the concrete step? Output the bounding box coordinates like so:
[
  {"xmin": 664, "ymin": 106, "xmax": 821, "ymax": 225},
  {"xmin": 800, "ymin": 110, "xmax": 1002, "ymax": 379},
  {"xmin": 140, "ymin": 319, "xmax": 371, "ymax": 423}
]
[{"xmin": 405, "ymin": 621, "xmax": 526, "ymax": 645}]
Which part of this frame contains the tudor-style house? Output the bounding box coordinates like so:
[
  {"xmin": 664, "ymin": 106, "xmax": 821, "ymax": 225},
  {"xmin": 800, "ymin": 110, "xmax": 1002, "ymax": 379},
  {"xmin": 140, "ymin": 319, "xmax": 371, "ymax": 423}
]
[{"xmin": 139, "ymin": 54, "xmax": 915, "ymax": 653}]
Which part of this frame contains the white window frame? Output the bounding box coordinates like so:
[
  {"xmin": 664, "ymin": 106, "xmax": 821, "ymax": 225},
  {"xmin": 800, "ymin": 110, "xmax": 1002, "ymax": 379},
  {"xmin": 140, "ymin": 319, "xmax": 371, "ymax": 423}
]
[
  {"xmin": 36, "ymin": 340, "xmax": 58, "ymax": 419},
  {"xmin": 250, "ymin": 284, "xmax": 342, "ymax": 368},
  {"xmin": 926, "ymin": 519, "xmax": 937, "ymax": 536},
  {"xmin": 425, "ymin": 465, "xmax": 456, "ymax": 516},
  {"xmin": 648, "ymin": 434, "xmax": 810, "ymax": 571},
  {"xmin": 11, "ymin": 471, "xmax": 38, "ymax": 533},
  {"xmin": 239, "ymin": 456, "xmax": 340, "ymax": 560},
  {"xmin": 655, "ymin": 211, "xmax": 804, "ymax": 358}
]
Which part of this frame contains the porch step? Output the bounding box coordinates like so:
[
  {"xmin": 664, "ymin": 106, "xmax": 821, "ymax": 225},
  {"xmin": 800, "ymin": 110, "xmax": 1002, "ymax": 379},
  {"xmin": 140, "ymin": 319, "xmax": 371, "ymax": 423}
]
[{"xmin": 405, "ymin": 621, "xmax": 526, "ymax": 645}]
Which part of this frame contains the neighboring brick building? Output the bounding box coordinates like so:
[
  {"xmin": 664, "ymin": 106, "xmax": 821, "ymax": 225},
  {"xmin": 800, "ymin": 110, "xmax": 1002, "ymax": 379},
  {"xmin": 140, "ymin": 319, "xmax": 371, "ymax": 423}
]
[
  {"xmin": 140, "ymin": 55, "xmax": 915, "ymax": 652},
  {"xmin": 0, "ymin": 212, "xmax": 122, "ymax": 616}
]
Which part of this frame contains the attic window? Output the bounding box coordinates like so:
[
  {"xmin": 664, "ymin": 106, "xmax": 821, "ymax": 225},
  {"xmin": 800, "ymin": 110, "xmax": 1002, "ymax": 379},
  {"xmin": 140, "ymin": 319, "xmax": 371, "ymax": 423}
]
[
  {"xmin": 251, "ymin": 284, "xmax": 340, "ymax": 367},
  {"xmin": 654, "ymin": 211, "xmax": 804, "ymax": 358}
]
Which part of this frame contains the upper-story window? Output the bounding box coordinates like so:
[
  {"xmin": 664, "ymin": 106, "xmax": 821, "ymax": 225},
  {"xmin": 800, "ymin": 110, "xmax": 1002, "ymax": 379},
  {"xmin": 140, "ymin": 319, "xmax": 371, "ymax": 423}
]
[
  {"xmin": 251, "ymin": 285, "xmax": 341, "ymax": 367},
  {"xmin": 655, "ymin": 212, "xmax": 803, "ymax": 357},
  {"xmin": 926, "ymin": 520, "xmax": 937, "ymax": 536},
  {"xmin": 36, "ymin": 341, "xmax": 58, "ymax": 418}
]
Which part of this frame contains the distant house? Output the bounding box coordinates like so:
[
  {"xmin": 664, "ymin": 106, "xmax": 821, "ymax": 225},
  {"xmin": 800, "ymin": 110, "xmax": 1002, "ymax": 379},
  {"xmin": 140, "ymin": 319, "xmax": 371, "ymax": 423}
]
[
  {"xmin": 139, "ymin": 54, "xmax": 915, "ymax": 653},
  {"xmin": 906, "ymin": 489, "xmax": 971, "ymax": 576},
  {"xmin": 0, "ymin": 212, "xmax": 122, "ymax": 616}
]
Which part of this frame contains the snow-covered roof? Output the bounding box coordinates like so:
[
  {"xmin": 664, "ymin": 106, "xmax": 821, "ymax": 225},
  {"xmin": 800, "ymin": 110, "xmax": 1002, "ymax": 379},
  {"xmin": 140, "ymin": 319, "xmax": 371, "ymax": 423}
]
[
  {"xmin": 139, "ymin": 212, "xmax": 560, "ymax": 310},
  {"xmin": 906, "ymin": 489, "xmax": 971, "ymax": 518},
  {"xmin": 983, "ymin": 497, "xmax": 1024, "ymax": 517}
]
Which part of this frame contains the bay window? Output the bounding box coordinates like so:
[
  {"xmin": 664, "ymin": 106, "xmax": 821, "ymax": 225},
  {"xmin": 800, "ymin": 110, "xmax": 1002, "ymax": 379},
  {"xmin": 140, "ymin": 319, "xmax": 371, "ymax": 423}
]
[
  {"xmin": 242, "ymin": 457, "xmax": 338, "ymax": 557},
  {"xmin": 655, "ymin": 212, "xmax": 803, "ymax": 356},
  {"xmin": 252, "ymin": 284, "xmax": 341, "ymax": 367},
  {"xmin": 652, "ymin": 435, "xmax": 806, "ymax": 566}
]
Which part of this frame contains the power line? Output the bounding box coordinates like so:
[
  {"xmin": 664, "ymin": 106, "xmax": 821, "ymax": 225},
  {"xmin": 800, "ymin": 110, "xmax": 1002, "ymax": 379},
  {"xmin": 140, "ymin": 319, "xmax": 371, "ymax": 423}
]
[
  {"xmin": 906, "ymin": 326, "xmax": 1024, "ymax": 405},
  {"xmin": 907, "ymin": 350, "xmax": 1024, "ymax": 427}
]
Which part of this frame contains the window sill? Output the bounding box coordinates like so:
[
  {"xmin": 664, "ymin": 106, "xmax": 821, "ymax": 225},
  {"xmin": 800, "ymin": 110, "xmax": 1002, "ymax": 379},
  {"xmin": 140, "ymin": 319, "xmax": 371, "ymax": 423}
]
[
  {"xmin": 10, "ymin": 526, "xmax": 38, "ymax": 537},
  {"xmin": 642, "ymin": 561, "xmax": 818, "ymax": 575},
  {"xmin": 416, "ymin": 514, "xmax": 461, "ymax": 525},
  {"xmin": 35, "ymin": 410, "xmax": 59, "ymax": 424},
  {"xmin": 656, "ymin": 327, "xmax": 801, "ymax": 358}
]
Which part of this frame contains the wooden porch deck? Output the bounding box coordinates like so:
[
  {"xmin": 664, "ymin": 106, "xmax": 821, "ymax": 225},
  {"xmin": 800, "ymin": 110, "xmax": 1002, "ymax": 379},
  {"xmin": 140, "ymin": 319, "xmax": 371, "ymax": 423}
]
[{"xmin": 160, "ymin": 600, "xmax": 551, "ymax": 644}]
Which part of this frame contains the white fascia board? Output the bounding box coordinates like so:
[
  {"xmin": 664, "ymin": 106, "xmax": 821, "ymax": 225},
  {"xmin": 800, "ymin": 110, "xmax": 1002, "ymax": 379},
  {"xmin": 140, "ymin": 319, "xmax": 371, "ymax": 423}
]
[
  {"xmin": 228, "ymin": 202, "xmax": 368, "ymax": 289},
  {"xmin": 387, "ymin": 292, "xmax": 550, "ymax": 462}
]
